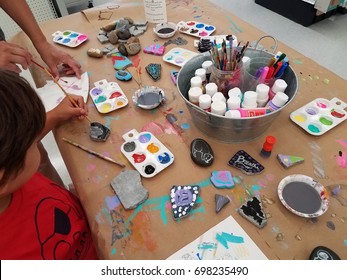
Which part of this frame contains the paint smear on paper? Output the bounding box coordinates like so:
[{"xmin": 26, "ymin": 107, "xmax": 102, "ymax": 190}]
[
  {"xmin": 141, "ymin": 122, "xmax": 165, "ymax": 135},
  {"xmin": 337, "ymin": 139, "xmax": 347, "ymax": 149},
  {"xmin": 337, "ymin": 151, "xmax": 347, "ymax": 168},
  {"xmin": 216, "ymin": 232, "xmax": 244, "ymax": 249},
  {"xmin": 293, "ymin": 59, "xmax": 303, "ymax": 65},
  {"xmin": 309, "ymin": 141, "xmax": 326, "ymax": 178},
  {"xmin": 87, "ymin": 163, "xmax": 96, "ymax": 172},
  {"xmin": 105, "ymin": 195, "xmax": 121, "ymax": 210}
]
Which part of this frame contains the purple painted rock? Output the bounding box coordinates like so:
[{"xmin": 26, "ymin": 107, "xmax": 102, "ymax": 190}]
[
  {"xmin": 190, "ymin": 138, "xmax": 214, "ymax": 167},
  {"xmin": 170, "ymin": 185, "xmax": 200, "ymax": 220},
  {"xmin": 215, "ymin": 194, "xmax": 230, "ymax": 213}
]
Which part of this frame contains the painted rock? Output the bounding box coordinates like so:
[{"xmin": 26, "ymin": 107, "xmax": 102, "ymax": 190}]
[
  {"xmin": 210, "ymin": 170, "xmax": 234, "ymax": 188},
  {"xmin": 190, "ymin": 138, "xmax": 214, "ymax": 167},
  {"xmin": 145, "ymin": 63, "xmax": 161, "ymax": 81},
  {"xmin": 115, "ymin": 70, "xmax": 132, "ymax": 81},
  {"xmin": 277, "ymin": 154, "xmax": 304, "ymax": 169},
  {"xmin": 215, "ymin": 194, "xmax": 230, "ymax": 213},
  {"xmin": 309, "ymin": 246, "xmax": 340, "ymax": 260},
  {"xmin": 89, "ymin": 122, "xmax": 110, "ymax": 141},
  {"xmin": 238, "ymin": 196, "xmax": 267, "ymax": 228},
  {"xmin": 170, "ymin": 185, "xmax": 200, "ymax": 220},
  {"xmin": 228, "ymin": 150, "xmax": 264, "ymax": 175}
]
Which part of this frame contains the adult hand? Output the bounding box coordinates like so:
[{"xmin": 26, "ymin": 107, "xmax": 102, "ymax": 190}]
[
  {"xmin": 0, "ymin": 41, "xmax": 32, "ymax": 73},
  {"xmin": 52, "ymin": 94, "xmax": 88, "ymax": 122},
  {"xmin": 36, "ymin": 42, "xmax": 82, "ymax": 79}
]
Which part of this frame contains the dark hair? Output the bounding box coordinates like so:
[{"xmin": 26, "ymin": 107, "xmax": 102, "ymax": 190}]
[{"xmin": 0, "ymin": 69, "xmax": 46, "ymax": 185}]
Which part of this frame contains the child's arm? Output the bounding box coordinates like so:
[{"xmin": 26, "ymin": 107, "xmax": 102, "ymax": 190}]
[{"xmin": 40, "ymin": 95, "xmax": 88, "ymax": 139}]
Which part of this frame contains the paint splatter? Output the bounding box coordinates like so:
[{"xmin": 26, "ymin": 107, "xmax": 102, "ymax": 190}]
[
  {"xmin": 326, "ymin": 221, "xmax": 336, "ymax": 230},
  {"xmin": 104, "ymin": 116, "xmax": 120, "ymax": 128},
  {"xmin": 141, "ymin": 122, "xmax": 165, "ymax": 135},
  {"xmin": 293, "ymin": 59, "xmax": 303, "ymax": 65},
  {"xmin": 223, "ymin": 14, "xmax": 243, "ymax": 34},
  {"xmin": 198, "ymin": 242, "xmax": 217, "ymax": 250},
  {"xmin": 130, "ymin": 212, "xmax": 157, "ymax": 252},
  {"xmin": 323, "ymin": 78, "xmax": 330, "ymax": 85},
  {"xmin": 344, "ymin": 240, "xmax": 347, "ymax": 246},
  {"xmin": 309, "ymin": 141, "xmax": 326, "ymax": 178},
  {"xmin": 181, "ymin": 123, "xmax": 190, "ymax": 130},
  {"xmin": 87, "ymin": 163, "xmax": 96, "ymax": 172},
  {"xmin": 337, "ymin": 139, "xmax": 347, "ymax": 149},
  {"xmin": 111, "ymin": 248, "xmax": 117, "ymax": 255},
  {"xmin": 337, "ymin": 151, "xmax": 347, "ymax": 168},
  {"xmin": 105, "ymin": 195, "xmax": 121, "ymax": 210}
]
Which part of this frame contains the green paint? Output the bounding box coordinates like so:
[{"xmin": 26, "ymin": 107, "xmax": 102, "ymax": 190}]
[
  {"xmin": 308, "ymin": 124, "xmax": 320, "ymax": 133},
  {"xmin": 320, "ymin": 117, "xmax": 333, "ymax": 126},
  {"xmin": 95, "ymin": 95, "xmax": 107, "ymax": 103},
  {"xmin": 293, "ymin": 59, "xmax": 303, "ymax": 65},
  {"xmin": 323, "ymin": 78, "xmax": 330, "ymax": 85}
]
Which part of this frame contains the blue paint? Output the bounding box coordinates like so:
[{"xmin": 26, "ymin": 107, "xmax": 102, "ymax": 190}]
[
  {"xmin": 111, "ymin": 248, "xmax": 117, "ymax": 255},
  {"xmin": 196, "ymin": 253, "xmax": 202, "ymax": 260},
  {"xmin": 104, "ymin": 116, "xmax": 120, "ymax": 128},
  {"xmin": 251, "ymin": 185, "xmax": 262, "ymax": 191},
  {"xmin": 158, "ymin": 152, "xmax": 171, "ymax": 164},
  {"xmin": 223, "ymin": 14, "xmax": 243, "ymax": 34},
  {"xmin": 105, "ymin": 195, "xmax": 121, "ymax": 210},
  {"xmin": 344, "ymin": 240, "xmax": 347, "ymax": 246},
  {"xmin": 181, "ymin": 123, "xmax": 190, "ymax": 130},
  {"xmin": 198, "ymin": 242, "xmax": 217, "ymax": 250},
  {"xmin": 216, "ymin": 232, "xmax": 244, "ymax": 249},
  {"xmin": 196, "ymin": 23, "xmax": 204, "ymax": 28}
]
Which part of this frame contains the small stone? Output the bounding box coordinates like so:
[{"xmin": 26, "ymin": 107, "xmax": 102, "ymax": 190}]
[
  {"xmin": 127, "ymin": 36, "xmax": 140, "ymax": 44},
  {"xmin": 331, "ymin": 213, "xmax": 336, "ymax": 218},
  {"xmin": 215, "ymin": 194, "xmax": 230, "ymax": 213},
  {"xmin": 106, "ymin": 48, "xmax": 120, "ymax": 57},
  {"xmin": 97, "ymin": 34, "xmax": 109, "ymax": 44},
  {"xmin": 276, "ymin": 233, "xmax": 285, "ymax": 241},
  {"xmin": 116, "ymin": 19, "xmax": 131, "ymax": 30},
  {"xmin": 98, "ymin": 29, "xmax": 107, "ymax": 36},
  {"xmin": 295, "ymin": 234, "xmax": 302, "ymax": 241},
  {"xmin": 265, "ymin": 212, "xmax": 272, "ymax": 219},
  {"xmin": 108, "ymin": 30, "xmax": 119, "ymax": 44},
  {"xmin": 116, "ymin": 28, "xmax": 131, "ymax": 40},
  {"xmin": 125, "ymin": 42, "xmax": 141, "ymax": 56},
  {"xmin": 190, "ymin": 138, "xmax": 214, "ymax": 167},
  {"xmin": 130, "ymin": 27, "xmax": 145, "ymax": 37},
  {"xmin": 124, "ymin": 17, "xmax": 134, "ymax": 25},
  {"xmin": 118, "ymin": 43, "xmax": 128, "ymax": 56},
  {"xmin": 102, "ymin": 21, "xmax": 117, "ymax": 32},
  {"xmin": 87, "ymin": 48, "xmax": 103, "ymax": 58}
]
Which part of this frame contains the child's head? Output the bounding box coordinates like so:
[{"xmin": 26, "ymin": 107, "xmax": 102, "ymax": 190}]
[{"xmin": 0, "ymin": 69, "xmax": 46, "ymax": 190}]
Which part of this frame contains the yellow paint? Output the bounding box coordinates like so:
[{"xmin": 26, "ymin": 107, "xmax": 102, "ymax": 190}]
[
  {"xmin": 294, "ymin": 115, "xmax": 306, "ymax": 122},
  {"xmin": 100, "ymin": 103, "xmax": 111, "ymax": 113},
  {"xmin": 147, "ymin": 143, "xmax": 159, "ymax": 153}
]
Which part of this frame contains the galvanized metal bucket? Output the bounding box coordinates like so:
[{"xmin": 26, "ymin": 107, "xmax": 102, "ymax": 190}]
[{"xmin": 177, "ymin": 48, "xmax": 298, "ymax": 143}]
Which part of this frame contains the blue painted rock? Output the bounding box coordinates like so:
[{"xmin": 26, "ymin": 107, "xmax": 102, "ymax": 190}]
[{"xmin": 190, "ymin": 138, "xmax": 214, "ymax": 167}]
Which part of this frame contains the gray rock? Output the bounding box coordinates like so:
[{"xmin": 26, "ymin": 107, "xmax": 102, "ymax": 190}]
[
  {"xmin": 116, "ymin": 28, "xmax": 131, "ymax": 40},
  {"xmin": 110, "ymin": 170, "xmax": 149, "ymax": 210},
  {"xmin": 125, "ymin": 42, "xmax": 141, "ymax": 56},
  {"xmin": 108, "ymin": 30, "xmax": 119, "ymax": 44},
  {"xmin": 97, "ymin": 34, "xmax": 109, "ymax": 44}
]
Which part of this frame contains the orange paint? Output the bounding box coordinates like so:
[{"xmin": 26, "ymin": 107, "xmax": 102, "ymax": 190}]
[
  {"xmin": 131, "ymin": 212, "xmax": 157, "ymax": 252},
  {"xmin": 147, "ymin": 143, "xmax": 159, "ymax": 153}
]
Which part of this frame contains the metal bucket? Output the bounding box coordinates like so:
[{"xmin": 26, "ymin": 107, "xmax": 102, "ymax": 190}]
[{"xmin": 177, "ymin": 49, "xmax": 298, "ymax": 143}]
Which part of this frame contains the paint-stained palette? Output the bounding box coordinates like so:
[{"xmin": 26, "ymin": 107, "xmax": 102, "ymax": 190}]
[
  {"xmin": 52, "ymin": 30, "xmax": 88, "ymax": 48},
  {"xmin": 163, "ymin": 47, "xmax": 199, "ymax": 67},
  {"xmin": 120, "ymin": 129, "xmax": 174, "ymax": 178},
  {"xmin": 278, "ymin": 174, "xmax": 329, "ymax": 218},
  {"xmin": 177, "ymin": 21, "xmax": 216, "ymax": 38},
  {"xmin": 290, "ymin": 97, "xmax": 346, "ymax": 136},
  {"xmin": 89, "ymin": 79, "xmax": 128, "ymax": 113}
]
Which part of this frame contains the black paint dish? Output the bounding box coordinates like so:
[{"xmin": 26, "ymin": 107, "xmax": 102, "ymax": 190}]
[{"xmin": 89, "ymin": 122, "xmax": 110, "ymax": 142}]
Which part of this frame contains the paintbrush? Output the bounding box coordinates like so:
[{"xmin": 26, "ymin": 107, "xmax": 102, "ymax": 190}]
[
  {"xmin": 31, "ymin": 60, "xmax": 92, "ymax": 123},
  {"xmin": 62, "ymin": 137, "xmax": 126, "ymax": 168}
]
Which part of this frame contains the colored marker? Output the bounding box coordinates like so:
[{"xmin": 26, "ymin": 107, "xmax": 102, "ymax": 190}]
[{"xmin": 275, "ymin": 62, "xmax": 288, "ymax": 78}]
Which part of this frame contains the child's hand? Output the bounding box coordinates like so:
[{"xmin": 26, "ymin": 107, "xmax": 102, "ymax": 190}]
[{"xmin": 53, "ymin": 94, "xmax": 89, "ymax": 122}]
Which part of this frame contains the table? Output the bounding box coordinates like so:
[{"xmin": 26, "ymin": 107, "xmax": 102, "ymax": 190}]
[{"xmin": 12, "ymin": 0, "xmax": 347, "ymax": 260}]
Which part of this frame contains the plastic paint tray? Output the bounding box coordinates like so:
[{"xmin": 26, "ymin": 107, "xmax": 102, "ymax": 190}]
[
  {"xmin": 52, "ymin": 30, "xmax": 88, "ymax": 47},
  {"xmin": 163, "ymin": 47, "xmax": 199, "ymax": 67},
  {"xmin": 120, "ymin": 129, "xmax": 175, "ymax": 178},
  {"xmin": 89, "ymin": 79, "xmax": 128, "ymax": 113},
  {"xmin": 290, "ymin": 97, "xmax": 346, "ymax": 136},
  {"xmin": 177, "ymin": 21, "xmax": 216, "ymax": 38}
]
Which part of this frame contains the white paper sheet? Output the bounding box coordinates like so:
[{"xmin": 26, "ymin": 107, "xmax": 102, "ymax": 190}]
[
  {"xmin": 36, "ymin": 72, "xmax": 89, "ymax": 112},
  {"xmin": 167, "ymin": 215, "xmax": 268, "ymax": 260}
]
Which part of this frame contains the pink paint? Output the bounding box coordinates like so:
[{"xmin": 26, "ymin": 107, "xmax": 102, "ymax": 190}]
[
  {"xmin": 141, "ymin": 122, "xmax": 164, "ymax": 135},
  {"xmin": 87, "ymin": 163, "xmax": 96, "ymax": 172},
  {"xmin": 337, "ymin": 151, "xmax": 347, "ymax": 168},
  {"xmin": 266, "ymin": 174, "xmax": 275, "ymax": 181},
  {"xmin": 337, "ymin": 139, "xmax": 347, "ymax": 149}
]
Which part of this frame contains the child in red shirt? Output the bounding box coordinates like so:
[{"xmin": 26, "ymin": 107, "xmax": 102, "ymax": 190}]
[{"xmin": 0, "ymin": 70, "xmax": 98, "ymax": 259}]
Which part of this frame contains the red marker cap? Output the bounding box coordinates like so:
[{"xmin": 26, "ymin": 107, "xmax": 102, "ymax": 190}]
[{"xmin": 262, "ymin": 135, "xmax": 276, "ymax": 152}]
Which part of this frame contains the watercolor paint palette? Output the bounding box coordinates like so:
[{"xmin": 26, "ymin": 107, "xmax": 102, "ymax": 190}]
[
  {"xmin": 52, "ymin": 30, "xmax": 88, "ymax": 48},
  {"xmin": 177, "ymin": 21, "xmax": 216, "ymax": 38},
  {"xmin": 89, "ymin": 79, "xmax": 128, "ymax": 113},
  {"xmin": 290, "ymin": 97, "xmax": 346, "ymax": 136},
  {"xmin": 120, "ymin": 129, "xmax": 175, "ymax": 178},
  {"xmin": 163, "ymin": 47, "xmax": 199, "ymax": 67}
]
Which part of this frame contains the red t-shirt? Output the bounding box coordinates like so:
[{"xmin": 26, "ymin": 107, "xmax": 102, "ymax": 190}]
[{"xmin": 0, "ymin": 173, "xmax": 98, "ymax": 260}]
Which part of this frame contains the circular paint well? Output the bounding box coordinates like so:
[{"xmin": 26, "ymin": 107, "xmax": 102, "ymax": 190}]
[
  {"xmin": 205, "ymin": 25, "xmax": 215, "ymax": 31},
  {"xmin": 293, "ymin": 114, "xmax": 306, "ymax": 123},
  {"xmin": 144, "ymin": 164, "xmax": 156, "ymax": 175},
  {"xmin": 91, "ymin": 88, "xmax": 103, "ymax": 96},
  {"xmin": 63, "ymin": 38, "xmax": 71, "ymax": 44},
  {"xmin": 70, "ymin": 33, "xmax": 79, "ymax": 37},
  {"xmin": 305, "ymin": 106, "xmax": 319, "ymax": 115},
  {"xmin": 315, "ymin": 99, "xmax": 329, "ymax": 109},
  {"xmin": 319, "ymin": 116, "xmax": 333, "ymax": 126},
  {"xmin": 157, "ymin": 28, "xmax": 175, "ymax": 34},
  {"xmin": 139, "ymin": 133, "xmax": 152, "ymax": 143},
  {"xmin": 331, "ymin": 109, "xmax": 345, "ymax": 118},
  {"xmin": 123, "ymin": 141, "xmax": 136, "ymax": 152},
  {"xmin": 147, "ymin": 143, "xmax": 160, "ymax": 153},
  {"xmin": 63, "ymin": 31, "xmax": 71, "ymax": 35},
  {"xmin": 199, "ymin": 31, "xmax": 208, "ymax": 36},
  {"xmin": 95, "ymin": 95, "xmax": 107, "ymax": 103},
  {"xmin": 100, "ymin": 103, "xmax": 112, "ymax": 113},
  {"xmin": 308, "ymin": 123, "xmax": 321, "ymax": 133},
  {"xmin": 158, "ymin": 152, "xmax": 171, "ymax": 164},
  {"xmin": 282, "ymin": 181, "xmax": 322, "ymax": 214},
  {"xmin": 187, "ymin": 21, "xmax": 195, "ymax": 26},
  {"xmin": 195, "ymin": 23, "xmax": 204, "ymax": 28},
  {"xmin": 174, "ymin": 57, "xmax": 185, "ymax": 64}
]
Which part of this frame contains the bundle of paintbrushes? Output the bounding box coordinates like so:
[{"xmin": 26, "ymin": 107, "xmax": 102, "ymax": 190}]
[{"xmin": 209, "ymin": 39, "xmax": 249, "ymax": 71}]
